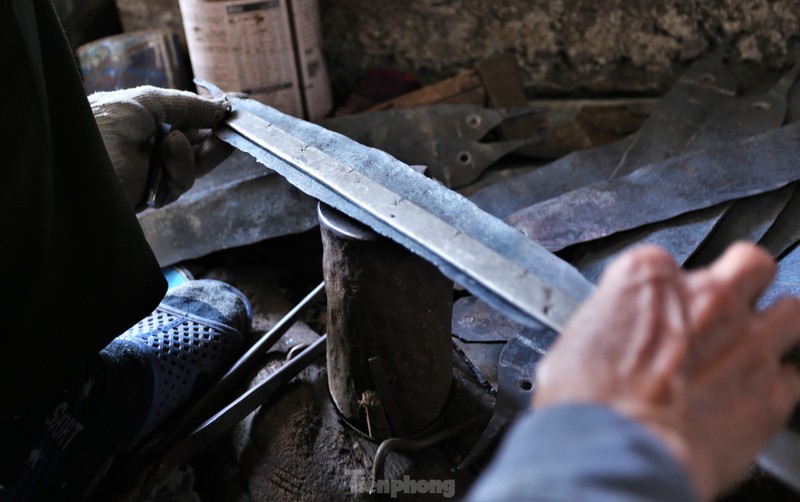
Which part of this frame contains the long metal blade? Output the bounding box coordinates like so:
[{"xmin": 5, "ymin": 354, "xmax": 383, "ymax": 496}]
[{"xmin": 215, "ymin": 94, "xmax": 594, "ymax": 332}]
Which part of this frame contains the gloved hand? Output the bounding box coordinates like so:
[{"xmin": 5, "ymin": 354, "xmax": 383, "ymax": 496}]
[{"xmin": 89, "ymin": 86, "xmax": 232, "ymax": 210}]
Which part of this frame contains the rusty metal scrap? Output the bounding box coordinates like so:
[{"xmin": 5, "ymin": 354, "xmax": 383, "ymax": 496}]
[
  {"xmin": 469, "ymin": 135, "xmax": 633, "ymax": 218},
  {"xmin": 759, "ymin": 242, "xmax": 800, "ymax": 308},
  {"xmin": 137, "ymin": 149, "xmax": 319, "ymax": 266},
  {"xmin": 457, "ymin": 329, "xmax": 550, "ymax": 470}
]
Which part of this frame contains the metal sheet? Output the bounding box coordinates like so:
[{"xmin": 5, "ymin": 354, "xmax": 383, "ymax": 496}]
[
  {"xmin": 508, "ymin": 123, "xmax": 800, "ymax": 252},
  {"xmin": 453, "ymin": 338, "xmax": 505, "ymax": 391},
  {"xmin": 468, "ymin": 53, "xmax": 735, "ymax": 219},
  {"xmin": 759, "ymin": 242, "xmax": 800, "ymax": 308},
  {"xmin": 468, "ymin": 136, "xmax": 633, "ymax": 218},
  {"xmin": 611, "ymin": 52, "xmax": 737, "ymax": 177},
  {"xmin": 318, "ymin": 104, "xmax": 533, "ymax": 143},
  {"xmin": 452, "ymin": 295, "xmax": 559, "ymax": 347},
  {"xmin": 318, "ymin": 105, "xmax": 539, "ymax": 188},
  {"xmin": 571, "ymin": 65, "xmax": 799, "ymax": 272},
  {"xmin": 457, "ymin": 330, "xmax": 549, "ymax": 469},
  {"xmin": 453, "ymin": 295, "xmax": 525, "ymax": 343},
  {"xmin": 384, "ymin": 137, "xmax": 531, "ymax": 188},
  {"xmin": 574, "ymin": 205, "xmax": 728, "ymax": 283},
  {"xmin": 759, "ymin": 184, "xmax": 800, "ymax": 258},
  {"xmin": 475, "ymin": 53, "xmax": 541, "ymax": 141},
  {"xmin": 686, "ymin": 185, "xmax": 796, "ymax": 268},
  {"xmin": 137, "ymin": 149, "xmax": 319, "ymax": 266},
  {"xmin": 210, "ymin": 91, "xmax": 595, "ymax": 331},
  {"xmin": 684, "ymin": 64, "xmax": 799, "ymax": 150}
]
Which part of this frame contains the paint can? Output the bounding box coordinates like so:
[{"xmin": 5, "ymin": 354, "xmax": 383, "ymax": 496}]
[
  {"xmin": 76, "ymin": 29, "xmax": 193, "ymax": 93},
  {"xmin": 178, "ymin": 0, "xmax": 333, "ymax": 120}
]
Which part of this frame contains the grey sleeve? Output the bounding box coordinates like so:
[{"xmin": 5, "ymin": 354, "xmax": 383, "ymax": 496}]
[{"xmin": 465, "ymin": 404, "xmax": 700, "ymax": 502}]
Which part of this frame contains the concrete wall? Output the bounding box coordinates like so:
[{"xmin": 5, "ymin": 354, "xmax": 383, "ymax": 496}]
[
  {"xmin": 319, "ymin": 0, "xmax": 800, "ymax": 99},
  {"xmin": 56, "ymin": 0, "xmax": 800, "ymax": 100}
]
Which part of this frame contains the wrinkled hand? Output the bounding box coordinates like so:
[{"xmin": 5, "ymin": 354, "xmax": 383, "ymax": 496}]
[
  {"xmin": 534, "ymin": 243, "xmax": 800, "ymax": 501},
  {"xmin": 89, "ymin": 86, "xmax": 232, "ymax": 209}
]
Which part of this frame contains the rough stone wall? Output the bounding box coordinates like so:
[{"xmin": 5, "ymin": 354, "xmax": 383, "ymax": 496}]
[
  {"xmin": 54, "ymin": 0, "xmax": 800, "ymax": 100},
  {"xmin": 319, "ymin": 0, "xmax": 800, "ymax": 98}
]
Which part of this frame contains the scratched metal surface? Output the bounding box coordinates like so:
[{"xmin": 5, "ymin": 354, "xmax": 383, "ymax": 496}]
[{"xmin": 216, "ymin": 96, "xmax": 595, "ymax": 329}]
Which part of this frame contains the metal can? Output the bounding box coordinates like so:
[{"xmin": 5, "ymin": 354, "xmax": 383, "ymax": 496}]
[{"xmin": 178, "ymin": 0, "xmax": 332, "ymax": 120}]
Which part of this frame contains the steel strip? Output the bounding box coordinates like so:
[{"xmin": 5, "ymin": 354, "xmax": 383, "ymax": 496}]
[{"xmin": 224, "ymin": 108, "xmax": 585, "ymax": 331}]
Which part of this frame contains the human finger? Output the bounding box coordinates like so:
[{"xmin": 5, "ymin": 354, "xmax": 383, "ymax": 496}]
[
  {"xmin": 706, "ymin": 242, "xmax": 776, "ymax": 307},
  {"xmin": 597, "ymin": 245, "xmax": 679, "ymax": 292}
]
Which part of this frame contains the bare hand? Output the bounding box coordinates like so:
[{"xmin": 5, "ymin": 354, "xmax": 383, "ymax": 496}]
[{"xmin": 533, "ymin": 243, "xmax": 800, "ymax": 500}]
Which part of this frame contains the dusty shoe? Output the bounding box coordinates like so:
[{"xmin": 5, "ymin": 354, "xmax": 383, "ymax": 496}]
[{"xmin": 1, "ymin": 279, "xmax": 251, "ymax": 501}]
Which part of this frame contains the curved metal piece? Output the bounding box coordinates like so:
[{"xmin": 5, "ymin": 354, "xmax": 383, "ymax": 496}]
[{"xmin": 457, "ymin": 329, "xmax": 551, "ymax": 470}]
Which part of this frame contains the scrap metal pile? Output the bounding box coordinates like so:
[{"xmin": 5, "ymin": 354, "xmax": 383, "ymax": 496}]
[
  {"xmin": 447, "ymin": 53, "xmax": 800, "ymax": 482},
  {"xmin": 452, "ymin": 52, "xmax": 800, "ymax": 364}
]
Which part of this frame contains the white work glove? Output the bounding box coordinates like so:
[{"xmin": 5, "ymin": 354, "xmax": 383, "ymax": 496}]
[{"xmin": 89, "ymin": 86, "xmax": 232, "ymax": 210}]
